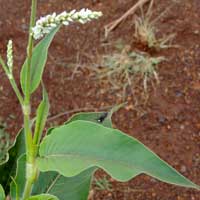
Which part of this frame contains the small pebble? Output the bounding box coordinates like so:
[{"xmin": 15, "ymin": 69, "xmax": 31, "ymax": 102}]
[
  {"xmin": 167, "ymin": 125, "xmax": 171, "ymax": 130},
  {"xmin": 152, "ymin": 192, "xmax": 156, "ymax": 197},
  {"xmin": 175, "ymin": 90, "xmax": 183, "ymax": 97},
  {"xmin": 150, "ymin": 178, "xmax": 157, "ymax": 183},
  {"xmin": 158, "ymin": 116, "xmax": 167, "ymax": 125},
  {"xmin": 180, "ymin": 165, "xmax": 187, "ymax": 173},
  {"xmin": 180, "ymin": 125, "xmax": 185, "ymax": 130}
]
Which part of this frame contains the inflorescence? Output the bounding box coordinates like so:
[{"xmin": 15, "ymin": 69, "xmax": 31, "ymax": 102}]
[
  {"xmin": 6, "ymin": 40, "xmax": 13, "ymax": 78},
  {"xmin": 32, "ymin": 9, "xmax": 102, "ymax": 40}
]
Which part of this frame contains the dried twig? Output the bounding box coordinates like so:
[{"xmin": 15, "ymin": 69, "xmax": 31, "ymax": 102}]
[{"xmin": 104, "ymin": 0, "xmax": 150, "ymax": 38}]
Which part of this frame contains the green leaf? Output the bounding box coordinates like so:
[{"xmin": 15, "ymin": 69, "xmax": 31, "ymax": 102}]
[
  {"xmin": 11, "ymin": 149, "xmax": 90, "ymax": 200},
  {"xmin": 20, "ymin": 26, "xmax": 60, "ymax": 94},
  {"xmin": 66, "ymin": 103, "xmax": 126, "ymax": 128},
  {"xmin": 0, "ymin": 184, "xmax": 5, "ymax": 200},
  {"xmin": 10, "ymin": 154, "xmax": 26, "ymax": 200},
  {"xmin": 8, "ymin": 118, "xmax": 98, "ymax": 200},
  {"xmin": 33, "ymin": 110, "xmax": 116, "ymax": 200},
  {"xmin": 66, "ymin": 112, "xmax": 112, "ymax": 128},
  {"xmin": 0, "ymin": 129, "xmax": 25, "ymax": 194},
  {"xmin": 32, "ymin": 109, "xmax": 109, "ymax": 200},
  {"xmin": 33, "ymin": 85, "xmax": 50, "ymax": 144},
  {"xmin": 37, "ymin": 120, "xmax": 200, "ymax": 190},
  {"xmin": 27, "ymin": 194, "xmax": 59, "ymax": 200},
  {"xmin": 32, "ymin": 168, "xmax": 95, "ymax": 200}
]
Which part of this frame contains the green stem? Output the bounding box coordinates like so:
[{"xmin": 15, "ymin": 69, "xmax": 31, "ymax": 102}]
[
  {"xmin": 22, "ymin": 0, "xmax": 38, "ymax": 199},
  {"xmin": 23, "ymin": 179, "xmax": 33, "ymax": 200},
  {"xmin": 23, "ymin": 161, "xmax": 38, "ymax": 200},
  {"xmin": 25, "ymin": 0, "xmax": 37, "ymax": 104},
  {"xmin": 0, "ymin": 55, "xmax": 23, "ymax": 105},
  {"xmin": 23, "ymin": 0, "xmax": 37, "ymax": 162}
]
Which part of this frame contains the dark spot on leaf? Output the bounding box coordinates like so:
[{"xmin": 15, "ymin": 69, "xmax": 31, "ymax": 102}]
[{"xmin": 97, "ymin": 112, "xmax": 108, "ymax": 123}]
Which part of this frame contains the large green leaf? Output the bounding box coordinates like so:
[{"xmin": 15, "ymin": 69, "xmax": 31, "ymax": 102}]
[
  {"xmin": 32, "ymin": 168, "xmax": 95, "ymax": 200},
  {"xmin": 0, "ymin": 184, "xmax": 5, "ymax": 200},
  {"xmin": 32, "ymin": 110, "xmax": 116, "ymax": 200},
  {"xmin": 37, "ymin": 120, "xmax": 199, "ymax": 190},
  {"xmin": 0, "ymin": 129, "xmax": 25, "ymax": 194},
  {"xmin": 20, "ymin": 26, "xmax": 60, "ymax": 94},
  {"xmin": 27, "ymin": 194, "xmax": 59, "ymax": 200}
]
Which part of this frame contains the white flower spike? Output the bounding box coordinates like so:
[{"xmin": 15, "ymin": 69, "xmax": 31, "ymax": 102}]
[
  {"xmin": 7, "ymin": 40, "xmax": 13, "ymax": 72},
  {"xmin": 32, "ymin": 9, "xmax": 102, "ymax": 40}
]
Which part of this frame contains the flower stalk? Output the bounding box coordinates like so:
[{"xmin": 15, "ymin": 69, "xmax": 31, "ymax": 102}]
[
  {"xmin": 22, "ymin": 0, "xmax": 38, "ymax": 199},
  {"xmin": 0, "ymin": 55, "xmax": 23, "ymax": 105}
]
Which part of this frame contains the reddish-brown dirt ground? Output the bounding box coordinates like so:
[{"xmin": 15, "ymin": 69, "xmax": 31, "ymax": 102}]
[{"xmin": 0, "ymin": 0, "xmax": 200, "ymax": 199}]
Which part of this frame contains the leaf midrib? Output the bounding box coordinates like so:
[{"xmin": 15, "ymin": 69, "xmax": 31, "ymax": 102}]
[{"xmin": 39, "ymin": 153, "xmax": 141, "ymax": 172}]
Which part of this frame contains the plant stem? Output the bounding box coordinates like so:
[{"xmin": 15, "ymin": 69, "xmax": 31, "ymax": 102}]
[
  {"xmin": 23, "ymin": 0, "xmax": 37, "ymax": 163},
  {"xmin": 22, "ymin": 0, "xmax": 38, "ymax": 199},
  {"xmin": 23, "ymin": 179, "xmax": 33, "ymax": 200},
  {"xmin": 25, "ymin": 0, "xmax": 37, "ymax": 105},
  {"xmin": 23, "ymin": 161, "xmax": 38, "ymax": 200},
  {"xmin": 0, "ymin": 55, "xmax": 23, "ymax": 105}
]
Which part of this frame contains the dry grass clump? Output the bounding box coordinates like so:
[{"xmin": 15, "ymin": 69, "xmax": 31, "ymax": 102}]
[
  {"xmin": 134, "ymin": 0, "xmax": 176, "ymax": 49},
  {"xmin": 92, "ymin": 45, "xmax": 165, "ymax": 98}
]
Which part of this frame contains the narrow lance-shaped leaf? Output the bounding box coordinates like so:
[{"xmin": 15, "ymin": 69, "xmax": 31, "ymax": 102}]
[
  {"xmin": 33, "ymin": 84, "xmax": 50, "ymax": 144},
  {"xmin": 10, "ymin": 154, "xmax": 26, "ymax": 200},
  {"xmin": 0, "ymin": 184, "xmax": 5, "ymax": 200},
  {"xmin": 37, "ymin": 120, "xmax": 200, "ymax": 190},
  {"xmin": 20, "ymin": 26, "xmax": 60, "ymax": 94}
]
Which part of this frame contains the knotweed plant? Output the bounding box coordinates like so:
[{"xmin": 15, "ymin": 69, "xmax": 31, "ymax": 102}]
[{"xmin": 0, "ymin": 1, "xmax": 199, "ymax": 200}]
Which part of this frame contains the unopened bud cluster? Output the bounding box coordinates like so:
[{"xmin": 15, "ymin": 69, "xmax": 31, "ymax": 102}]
[
  {"xmin": 7, "ymin": 40, "xmax": 13, "ymax": 71},
  {"xmin": 32, "ymin": 9, "xmax": 102, "ymax": 40},
  {"xmin": 6, "ymin": 40, "xmax": 13, "ymax": 79}
]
